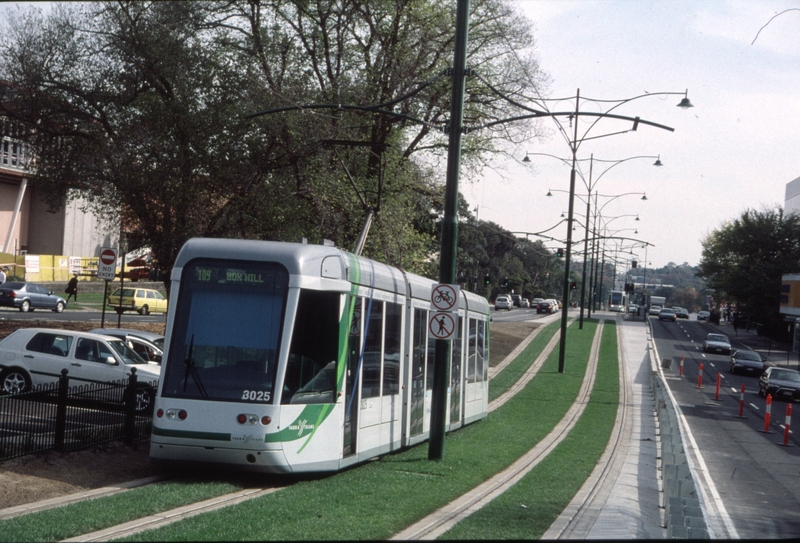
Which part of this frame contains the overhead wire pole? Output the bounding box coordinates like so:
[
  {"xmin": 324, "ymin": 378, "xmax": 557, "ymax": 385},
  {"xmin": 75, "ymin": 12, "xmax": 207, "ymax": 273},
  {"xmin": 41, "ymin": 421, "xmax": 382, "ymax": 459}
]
[
  {"xmin": 579, "ymin": 156, "xmax": 594, "ymax": 329},
  {"xmin": 429, "ymin": 0, "xmax": 470, "ymax": 461},
  {"xmin": 557, "ymin": 90, "xmax": 581, "ymax": 374}
]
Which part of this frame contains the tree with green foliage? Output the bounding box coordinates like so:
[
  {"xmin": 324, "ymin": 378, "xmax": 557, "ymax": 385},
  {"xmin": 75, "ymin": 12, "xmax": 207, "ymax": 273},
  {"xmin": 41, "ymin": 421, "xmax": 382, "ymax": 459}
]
[
  {"xmin": 0, "ymin": 0, "xmax": 547, "ymax": 281},
  {"xmin": 696, "ymin": 207, "xmax": 800, "ymax": 335}
]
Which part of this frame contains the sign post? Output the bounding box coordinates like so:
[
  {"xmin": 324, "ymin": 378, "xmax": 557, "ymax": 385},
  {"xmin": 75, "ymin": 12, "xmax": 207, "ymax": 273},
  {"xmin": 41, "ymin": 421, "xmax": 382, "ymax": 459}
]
[{"xmin": 97, "ymin": 248, "xmax": 117, "ymax": 328}]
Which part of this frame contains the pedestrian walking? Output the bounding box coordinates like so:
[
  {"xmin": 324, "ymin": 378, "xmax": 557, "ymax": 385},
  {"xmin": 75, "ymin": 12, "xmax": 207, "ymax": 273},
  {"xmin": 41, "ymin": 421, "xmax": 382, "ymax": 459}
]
[
  {"xmin": 0, "ymin": 267, "xmax": 6, "ymax": 285},
  {"xmin": 65, "ymin": 274, "xmax": 79, "ymax": 304}
]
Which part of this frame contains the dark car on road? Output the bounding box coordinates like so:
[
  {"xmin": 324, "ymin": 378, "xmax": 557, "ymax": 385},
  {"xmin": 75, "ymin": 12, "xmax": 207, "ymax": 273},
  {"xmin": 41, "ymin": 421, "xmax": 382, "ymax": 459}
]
[
  {"xmin": 729, "ymin": 349, "xmax": 766, "ymax": 376},
  {"xmin": 673, "ymin": 307, "xmax": 689, "ymax": 319},
  {"xmin": 0, "ymin": 282, "xmax": 66, "ymax": 313},
  {"xmin": 658, "ymin": 308, "xmax": 677, "ymax": 322},
  {"xmin": 758, "ymin": 367, "xmax": 800, "ymax": 401},
  {"xmin": 536, "ymin": 300, "xmax": 554, "ymax": 314}
]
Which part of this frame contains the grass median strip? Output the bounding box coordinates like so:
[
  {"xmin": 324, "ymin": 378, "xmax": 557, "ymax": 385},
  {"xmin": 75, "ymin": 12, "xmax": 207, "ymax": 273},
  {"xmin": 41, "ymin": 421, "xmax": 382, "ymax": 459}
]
[
  {"xmin": 0, "ymin": 479, "xmax": 243, "ymax": 543},
  {"xmin": 117, "ymin": 321, "xmax": 598, "ymax": 541},
  {"xmin": 0, "ymin": 320, "xmax": 603, "ymax": 542},
  {"xmin": 489, "ymin": 320, "xmax": 561, "ymax": 403},
  {"xmin": 439, "ymin": 321, "xmax": 620, "ymax": 540}
]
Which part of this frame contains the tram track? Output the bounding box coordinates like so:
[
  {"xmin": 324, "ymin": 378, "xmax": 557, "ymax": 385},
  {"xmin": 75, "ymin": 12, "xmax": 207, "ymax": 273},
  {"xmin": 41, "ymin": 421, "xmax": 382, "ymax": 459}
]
[
  {"xmin": 391, "ymin": 317, "xmax": 607, "ymax": 540},
  {"xmin": 2, "ymin": 315, "xmax": 606, "ymax": 541},
  {"xmin": 542, "ymin": 313, "xmax": 634, "ymax": 538}
]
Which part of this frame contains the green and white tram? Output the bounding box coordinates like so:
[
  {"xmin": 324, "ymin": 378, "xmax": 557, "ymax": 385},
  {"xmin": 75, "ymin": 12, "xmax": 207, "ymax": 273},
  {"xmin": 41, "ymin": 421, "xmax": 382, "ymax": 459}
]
[{"xmin": 150, "ymin": 238, "xmax": 490, "ymax": 473}]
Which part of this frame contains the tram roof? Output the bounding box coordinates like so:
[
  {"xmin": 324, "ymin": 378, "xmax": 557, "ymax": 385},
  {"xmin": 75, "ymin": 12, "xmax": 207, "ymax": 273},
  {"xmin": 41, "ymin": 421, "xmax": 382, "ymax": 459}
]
[{"xmin": 173, "ymin": 238, "xmax": 488, "ymax": 313}]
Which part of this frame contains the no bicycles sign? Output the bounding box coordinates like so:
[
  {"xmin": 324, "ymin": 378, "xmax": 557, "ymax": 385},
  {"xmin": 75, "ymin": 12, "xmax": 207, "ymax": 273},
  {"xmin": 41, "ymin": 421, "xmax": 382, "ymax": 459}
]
[{"xmin": 431, "ymin": 283, "xmax": 459, "ymax": 312}]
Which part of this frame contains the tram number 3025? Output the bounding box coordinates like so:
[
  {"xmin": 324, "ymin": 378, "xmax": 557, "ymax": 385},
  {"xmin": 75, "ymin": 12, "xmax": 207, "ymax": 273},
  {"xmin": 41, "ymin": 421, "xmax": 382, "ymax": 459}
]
[{"xmin": 241, "ymin": 390, "xmax": 271, "ymax": 402}]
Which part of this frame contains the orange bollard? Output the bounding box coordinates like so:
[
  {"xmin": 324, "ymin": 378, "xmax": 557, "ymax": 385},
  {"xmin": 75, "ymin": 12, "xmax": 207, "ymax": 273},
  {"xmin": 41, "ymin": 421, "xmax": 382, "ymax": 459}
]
[
  {"xmin": 763, "ymin": 394, "xmax": 773, "ymax": 433},
  {"xmin": 697, "ymin": 362, "xmax": 704, "ymax": 388},
  {"xmin": 714, "ymin": 372, "xmax": 721, "ymax": 400},
  {"xmin": 679, "ymin": 355, "xmax": 684, "ymax": 376},
  {"xmin": 781, "ymin": 403, "xmax": 792, "ymax": 446}
]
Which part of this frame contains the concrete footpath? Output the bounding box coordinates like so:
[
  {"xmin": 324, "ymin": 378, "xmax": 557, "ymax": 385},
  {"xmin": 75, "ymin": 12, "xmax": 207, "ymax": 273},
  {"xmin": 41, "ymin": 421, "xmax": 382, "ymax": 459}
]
[{"xmin": 544, "ymin": 312, "xmax": 664, "ymax": 539}]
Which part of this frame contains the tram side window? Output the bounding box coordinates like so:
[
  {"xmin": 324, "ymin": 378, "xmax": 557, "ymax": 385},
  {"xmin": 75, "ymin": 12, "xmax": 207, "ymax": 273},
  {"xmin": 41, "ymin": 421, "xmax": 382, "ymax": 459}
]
[
  {"xmin": 382, "ymin": 302, "xmax": 402, "ymax": 395},
  {"xmin": 412, "ymin": 308, "xmax": 426, "ymax": 384},
  {"xmin": 284, "ymin": 290, "xmax": 341, "ymax": 405},
  {"xmin": 467, "ymin": 318, "xmax": 477, "ymax": 383},
  {"xmin": 479, "ymin": 320, "xmax": 488, "ymax": 382},
  {"xmin": 426, "ymin": 331, "xmax": 435, "ymax": 390},
  {"xmin": 362, "ymin": 299, "xmax": 384, "ymax": 399}
]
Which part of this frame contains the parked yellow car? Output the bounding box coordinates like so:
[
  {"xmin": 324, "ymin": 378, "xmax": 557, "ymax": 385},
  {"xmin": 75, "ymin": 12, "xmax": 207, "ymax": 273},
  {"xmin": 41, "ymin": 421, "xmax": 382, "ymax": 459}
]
[{"xmin": 107, "ymin": 287, "xmax": 168, "ymax": 315}]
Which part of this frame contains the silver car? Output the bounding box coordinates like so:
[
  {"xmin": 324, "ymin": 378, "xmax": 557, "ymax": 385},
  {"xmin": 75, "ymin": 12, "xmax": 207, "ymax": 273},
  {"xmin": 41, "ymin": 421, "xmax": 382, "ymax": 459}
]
[
  {"xmin": 702, "ymin": 333, "xmax": 731, "ymax": 354},
  {"xmin": 0, "ymin": 282, "xmax": 66, "ymax": 313},
  {"xmin": 494, "ymin": 295, "xmax": 513, "ymax": 311},
  {"xmin": 0, "ymin": 328, "xmax": 160, "ymax": 409},
  {"xmin": 89, "ymin": 328, "xmax": 164, "ymax": 363}
]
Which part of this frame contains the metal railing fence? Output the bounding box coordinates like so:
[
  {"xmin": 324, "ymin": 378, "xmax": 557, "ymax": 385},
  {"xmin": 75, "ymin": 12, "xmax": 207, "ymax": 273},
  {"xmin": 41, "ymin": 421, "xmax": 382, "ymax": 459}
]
[{"xmin": 0, "ymin": 368, "xmax": 156, "ymax": 461}]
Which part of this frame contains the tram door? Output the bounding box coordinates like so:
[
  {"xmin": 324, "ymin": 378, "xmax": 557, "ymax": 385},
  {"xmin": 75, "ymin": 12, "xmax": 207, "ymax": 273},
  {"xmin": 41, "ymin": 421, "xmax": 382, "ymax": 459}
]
[
  {"xmin": 449, "ymin": 315, "xmax": 463, "ymax": 425},
  {"xmin": 409, "ymin": 308, "xmax": 427, "ymax": 437},
  {"xmin": 343, "ymin": 297, "xmax": 361, "ymax": 458}
]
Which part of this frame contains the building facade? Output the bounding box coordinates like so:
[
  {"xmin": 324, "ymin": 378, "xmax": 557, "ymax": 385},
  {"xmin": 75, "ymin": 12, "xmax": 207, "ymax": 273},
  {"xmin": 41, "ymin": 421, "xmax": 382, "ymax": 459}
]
[{"xmin": 1, "ymin": 117, "xmax": 113, "ymax": 265}]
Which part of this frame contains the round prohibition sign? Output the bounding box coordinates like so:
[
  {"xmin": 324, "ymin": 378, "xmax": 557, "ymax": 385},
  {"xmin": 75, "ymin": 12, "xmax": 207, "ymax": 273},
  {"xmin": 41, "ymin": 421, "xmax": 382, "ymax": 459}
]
[
  {"xmin": 431, "ymin": 284, "xmax": 458, "ymax": 311},
  {"xmin": 429, "ymin": 312, "xmax": 456, "ymax": 340},
  {"xmin": 100, "ymin": 249, "xmax": 116, "ymax": 266}
]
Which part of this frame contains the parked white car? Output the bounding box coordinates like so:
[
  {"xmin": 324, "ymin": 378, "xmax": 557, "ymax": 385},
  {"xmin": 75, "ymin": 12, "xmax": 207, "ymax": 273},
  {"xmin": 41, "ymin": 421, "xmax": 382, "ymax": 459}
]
[
  {"xmin": 0, "ymin": 328, "xmax": 161, "ymax": 410},
  {"xmin": 494, "ymin": 295, "xmax": 513, "ymax": 311}
]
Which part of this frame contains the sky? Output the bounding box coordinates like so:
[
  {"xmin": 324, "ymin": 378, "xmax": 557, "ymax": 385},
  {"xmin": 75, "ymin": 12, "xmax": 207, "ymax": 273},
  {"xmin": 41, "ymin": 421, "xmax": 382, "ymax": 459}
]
[
  {"xmin": 463, "ymin": 0, "xmax": 800, "ymax": 269},
  {"xmin": 2, "ymin": 1, "xmax": 799, "ymax": 270}
]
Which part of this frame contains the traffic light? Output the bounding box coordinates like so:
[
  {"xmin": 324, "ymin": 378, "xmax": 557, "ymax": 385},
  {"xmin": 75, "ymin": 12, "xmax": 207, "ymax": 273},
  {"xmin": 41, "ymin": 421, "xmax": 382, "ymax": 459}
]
[
  {"xmin": 631, "ymin": 260, "xmax": 637, "ymax": 269},
  {"xmin": 570, "ymin": 281, "xmax": 577, "ymax": 291},
  {"xmin": 503, "ymin": 277, "xmax": 509, "ymax": 288},
  {"xmin": 556, "ymin": 247, "xmax": 564, "ymax": 257},
  {"xmin": 484, "ymin": 273, "xmax": 491, "ymax": 286}
]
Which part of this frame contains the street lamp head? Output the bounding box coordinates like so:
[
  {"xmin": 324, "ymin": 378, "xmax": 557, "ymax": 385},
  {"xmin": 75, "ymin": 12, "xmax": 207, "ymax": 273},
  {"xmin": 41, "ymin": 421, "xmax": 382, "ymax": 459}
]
[
  {"xmin": 653, "ymin": 155, "xmax": 663, "ymax": 166},
  {"xmin": 635, "ymin": 215, "xmax": 640, "ymax": 221},
  {"xmin": 546, "ymin": 189, "xmax": 553, "ymax": 197},
  {"xmin": 677, "ymin": 90, "xmax": 694, "ymax": 109},
  {"xmin": 522, "ymin": 153, "xmax": 531, "ymax": 163},
  {"xmin": 561, "ymin": 211, "xmax": 565, "ymax": 218},
  {"xmin": 641, "ymin": 193, "xmax": 648, "ymax": 201}
]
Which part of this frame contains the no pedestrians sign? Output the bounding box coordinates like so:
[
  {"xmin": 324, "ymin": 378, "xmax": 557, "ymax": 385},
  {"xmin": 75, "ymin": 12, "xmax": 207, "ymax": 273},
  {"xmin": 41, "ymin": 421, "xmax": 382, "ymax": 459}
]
[
  {"xmin": 97, "ymin": 247, "xmax": 117, "ymax": 280},
  {"xmin": 428, "ymin": 312, "xmax": 456, "ymax": 340}
]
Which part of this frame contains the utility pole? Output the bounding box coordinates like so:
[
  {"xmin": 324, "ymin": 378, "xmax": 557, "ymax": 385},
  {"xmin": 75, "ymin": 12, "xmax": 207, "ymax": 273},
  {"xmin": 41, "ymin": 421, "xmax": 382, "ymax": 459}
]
[{"xmin": 429, "ymin": 0, "xmax": 470, "ymax": 461}]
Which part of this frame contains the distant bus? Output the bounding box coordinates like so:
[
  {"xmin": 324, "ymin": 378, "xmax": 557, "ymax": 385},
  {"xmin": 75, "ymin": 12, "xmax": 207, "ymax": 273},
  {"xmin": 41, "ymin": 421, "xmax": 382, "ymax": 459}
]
[{"xmin": 608, "ymin": 290, "xmax": 627, "ymax": 312}]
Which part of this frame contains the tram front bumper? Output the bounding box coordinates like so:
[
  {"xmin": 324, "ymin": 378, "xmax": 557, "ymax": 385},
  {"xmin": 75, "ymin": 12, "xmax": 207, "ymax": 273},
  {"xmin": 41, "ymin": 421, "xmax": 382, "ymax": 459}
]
[{"xmin": 149, "ymin": 439, "xmax": 293, "ymax": 473}]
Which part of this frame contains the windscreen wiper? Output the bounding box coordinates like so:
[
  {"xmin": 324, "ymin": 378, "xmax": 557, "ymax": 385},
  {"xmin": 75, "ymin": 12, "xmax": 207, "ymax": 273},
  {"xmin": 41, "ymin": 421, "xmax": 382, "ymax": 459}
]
[{"xmin": 183, "ymin": 334, "xmax": 208, "ymax": 398}]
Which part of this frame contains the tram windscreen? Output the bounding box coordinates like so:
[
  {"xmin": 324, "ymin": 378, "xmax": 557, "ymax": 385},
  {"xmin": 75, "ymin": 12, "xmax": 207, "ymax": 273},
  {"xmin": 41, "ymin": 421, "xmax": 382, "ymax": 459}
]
[{"xmin": 161, "ymin": 259, "xmax": 288, "ymax": 403}]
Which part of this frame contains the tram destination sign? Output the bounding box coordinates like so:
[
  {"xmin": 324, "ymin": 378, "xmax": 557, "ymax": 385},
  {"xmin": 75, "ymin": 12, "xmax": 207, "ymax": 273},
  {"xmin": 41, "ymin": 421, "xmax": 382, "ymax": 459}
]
[{"xmin": 194, "ymin": 264, "xmax": 267, "ymax": 285}]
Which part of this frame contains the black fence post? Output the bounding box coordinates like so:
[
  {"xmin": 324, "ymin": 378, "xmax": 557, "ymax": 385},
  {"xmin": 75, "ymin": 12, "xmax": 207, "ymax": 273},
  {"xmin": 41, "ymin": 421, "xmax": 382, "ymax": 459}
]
[
  {"xmin": 54, "ymin": 369, "xmax": 69, "ymax": 452},
  {"xmin": 124, "ymin": 367, "xmax": 138, "ymax": 444}
]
